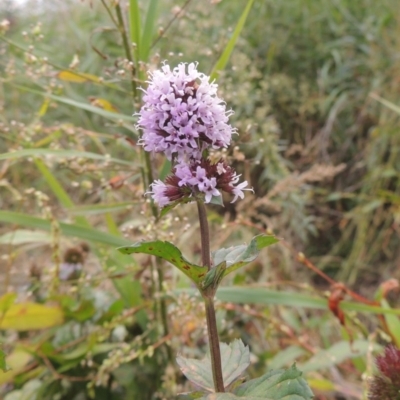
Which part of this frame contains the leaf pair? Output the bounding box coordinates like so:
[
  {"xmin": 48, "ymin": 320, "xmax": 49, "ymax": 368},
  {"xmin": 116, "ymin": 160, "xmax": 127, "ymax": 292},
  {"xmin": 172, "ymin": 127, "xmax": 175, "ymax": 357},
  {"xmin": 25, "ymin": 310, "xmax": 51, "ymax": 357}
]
[
  {"xmin": 117, "ymin": 234, "xmax": 278, "ymax": 289},
  {"xmin": 177, "ymin": 340, "xmax": 313, "ymax": 400}
]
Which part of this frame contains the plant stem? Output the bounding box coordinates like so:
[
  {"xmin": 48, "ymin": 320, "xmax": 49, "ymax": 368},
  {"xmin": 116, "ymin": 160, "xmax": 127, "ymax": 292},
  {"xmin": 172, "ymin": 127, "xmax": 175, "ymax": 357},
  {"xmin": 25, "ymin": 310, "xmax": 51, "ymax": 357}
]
[
  {"xmin": 196, "ymin": 200, "xmax": 225, "ymax": 393},
  {"xmin": 204, "ymin": 296, "xmax": 225, "ymax": 392},
  {"xmin": 114, "ymin": 1, "xmax": 137, "ymax": 100},
  {"xmin": 196, "ymin": 200, "xmax": 211, "ymax": 271}
]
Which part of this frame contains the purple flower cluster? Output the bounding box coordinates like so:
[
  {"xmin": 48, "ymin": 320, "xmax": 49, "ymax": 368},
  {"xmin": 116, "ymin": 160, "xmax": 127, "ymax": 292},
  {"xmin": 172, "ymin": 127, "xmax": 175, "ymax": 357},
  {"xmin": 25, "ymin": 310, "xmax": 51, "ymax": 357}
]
[
  {"xmin": 138, "ymin": 62, "xmax": 251, "ymax": 207},
  {"xmin": 368, "ymin": 345, "xmax": 400, "ymax": 400},
  {"xmin": 149, "ymin": 160, "xmax": 249, "ymax": 206},
  {"xmin": 138, "ymin": 63, "xmax": 234, "ymax": 161}
]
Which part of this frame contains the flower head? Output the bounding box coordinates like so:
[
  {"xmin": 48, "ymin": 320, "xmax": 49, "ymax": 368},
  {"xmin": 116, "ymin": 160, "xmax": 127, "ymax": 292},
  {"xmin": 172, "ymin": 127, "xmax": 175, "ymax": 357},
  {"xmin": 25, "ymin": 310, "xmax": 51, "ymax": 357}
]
[
  {"xmin": 137, "ymin": 62, "xmax": 235, "ymax": 161},
  {"xmin": 147, "ymin": 159, "xmax": 252, "ymax": 207},
  {"xmin": 368, "ymin": 345, "xmax": 400, "ymax": 400}
]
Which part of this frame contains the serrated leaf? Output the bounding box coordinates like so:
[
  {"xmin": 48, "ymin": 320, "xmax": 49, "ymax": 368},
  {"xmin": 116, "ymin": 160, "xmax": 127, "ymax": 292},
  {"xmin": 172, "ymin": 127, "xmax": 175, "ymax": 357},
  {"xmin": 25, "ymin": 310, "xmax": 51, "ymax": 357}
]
[
  {"xmin": 118, "ymin": 240, "xmax": 207, "ymax": 284},
  {"xmin": 177, "ymin": 340, "xmax": 250, "ymax": 392},
  {"xmin": 233, "ymin": 364, "xmax": 313, "ymax": 399},
  {"xmin": 212, "ymin": 235, "xmax": 278, "ymax": 277}
]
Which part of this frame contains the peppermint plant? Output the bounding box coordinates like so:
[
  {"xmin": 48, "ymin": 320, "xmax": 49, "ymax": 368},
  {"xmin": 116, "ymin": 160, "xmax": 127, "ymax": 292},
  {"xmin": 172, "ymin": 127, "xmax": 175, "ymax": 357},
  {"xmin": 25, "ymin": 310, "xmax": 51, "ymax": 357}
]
[{"xmin": 118, "ymin": 63, "xmax": 313, "ymax": 399}]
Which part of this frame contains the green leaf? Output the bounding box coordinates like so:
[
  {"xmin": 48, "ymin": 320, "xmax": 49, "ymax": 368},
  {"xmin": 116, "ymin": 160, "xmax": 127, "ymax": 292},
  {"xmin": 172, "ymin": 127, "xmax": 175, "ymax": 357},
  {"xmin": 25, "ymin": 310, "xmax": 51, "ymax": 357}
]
[
  {"xmin": 0, "ymin": 303, "xmax": 64, "ymax": 331},
  {"xmin": 210, "ymin": 0, "xmax": 256, "ymax": 81},
  {"xmin": 159, "ymin": 159, "xmax": 172, "ymax": 181},
  {"xmin": 299, "ymin": 340, "xmax": 381, "ymax": 373},
  {"xmin": 201, "ymin": 262, "xmax": 227, "ymax": 294},
  {"xmin": 370, "ymin": 93, "xmax": 400, "ymax": 116},
  {"xmin": 63, "ymin": 299, "xmax": 96, "ymax": 322},
  {"xmin": 33, "ymin": 158, "xmax": 89, "ymax": 227},
  {"xmin": 0, "ymin": 349, "xmax": 32, "ymax": 385},
  {"xmin": 268, "ymin": 346, "xmax": 308, "ymax": 370},
  {"xmin": 381, "ymin": 299, "xmax": 400, "ymax": 347},
  {"xmin": 233, "ymin": 364, "xmax": 313, "ymax": 399},
  {"xmin": 213, "ymin": 287, "xmax": 400, "ymax": 316},
  {"xmin": 0, "ymin": 293, "xmax": 17, "ymax": 315},
  {"xmin": 160, "ymin": 200, "xmax": 181, "ymax": 218},
  {"xmin": 34, "ymin": 158, "xmax": 75, "ymax": 207},
  {"xmin": 0, "ymin": 348, "xmax": 8, "ymax": 372},
  {"xmin": 69, "ymin": 202, "xmax": 136, "ymax": 215},
  {"xmin": 0, "ymin": 211, "xmax": 130, "ymax": 247},
  {"xmin": 129, "ymin": 0, "xmax": 141, "ymax": 64},
  {"xmin": 210, "ymin": 195, "xmax": 224, "ymax": 206},
  {"xmin": 212, "ymin": 235, "xmax": 279, "ymax": 277},
  {"xmin": 160, "ymin": 196, "xmax": 193, "ymax": 218},
  {"xmin": 9, "ymin": 84, "xmax": 137, "ymax": 123},
  {"xmin": 118, "ymin": 240, "xmax": 207, "ymax": 284},
  {"xmin": 3, "ymin": 379, "xmax": 42, "ymax": 400},
  {"xmin": 177, "ymin": 340, "xmax": 250, "ymax": 392},
  {"xmin": 141, "ymin": 0, "xmax": 159, "ymax": 62}
]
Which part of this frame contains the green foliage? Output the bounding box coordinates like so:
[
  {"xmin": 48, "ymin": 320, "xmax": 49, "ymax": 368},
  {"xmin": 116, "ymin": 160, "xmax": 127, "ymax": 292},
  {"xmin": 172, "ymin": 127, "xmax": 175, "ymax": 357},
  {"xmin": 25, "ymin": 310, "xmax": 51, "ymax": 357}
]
[
  {"xmin": 180, "ymin": 365, "xmax": 313, "ymax": 399},
  {"xmin": 210, "ymin": 0, "xmax": 255, "ymax": 81},
  {"xmin": 213, "ymin": 235, "xmax": 279, "ymax": 277},
  {"xmin": 177, "ymin": 340, "xmax": 250, "ymax": 392},
  {"xmin": 0, "ymin": 348, "xmax": 9, "ymax": 373},
  {"xmin": 0, "ymin": 0, "xmax": 400, "ymax": 398},
  {"xmin": 231, "ymin": 365, "xmax": 313, "ymax": 399},
  {"xmin": 118, "ymin": 240, "xmax": 207, "ymax": 284}
]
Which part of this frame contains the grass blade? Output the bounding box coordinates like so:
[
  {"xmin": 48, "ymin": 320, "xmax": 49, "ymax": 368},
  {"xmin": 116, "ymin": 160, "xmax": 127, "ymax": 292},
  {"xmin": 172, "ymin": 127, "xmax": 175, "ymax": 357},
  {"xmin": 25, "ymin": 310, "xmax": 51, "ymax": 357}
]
[
  {"xmin": 141, "ymin": 0, "xmax": 159, "ymax": 62},
  {"xmin": 8, "ymin": 84, "xmax": 136, "ymax": 123},
  {"xmin": 34, "ymin": 159, "xmax": 74, "ymax": 209},
  {"xmin": 0, "ymin": 230, "xmax": 51, "ymax": 245},
  {"xmin": 34, "ymin": 159, "xmax": 89, "ymax": 226},
  {"xmin": 215, "ymin": 287, "xmax": 400, "ymax": 316},
  {"xmin": 69, "ymin": 202, "xmax": 136, "ymax": 215},
  {"xmin": 129, "ymin": 0, "xmax": 142, "ymax": 64},
  {"xmin": 0, "ymin": 211, "xmax": 129, "ymax": 247},
  {"xmin": 370, "ymin": 93, "xmax": 400, "ymax": 115},
  {"xmin": 210, "ymin": 0, "xmax": 256, "ymax": 81},
  {"xmin": 0, "ymin": 149, "xmax": 134, "ymax": 166}
]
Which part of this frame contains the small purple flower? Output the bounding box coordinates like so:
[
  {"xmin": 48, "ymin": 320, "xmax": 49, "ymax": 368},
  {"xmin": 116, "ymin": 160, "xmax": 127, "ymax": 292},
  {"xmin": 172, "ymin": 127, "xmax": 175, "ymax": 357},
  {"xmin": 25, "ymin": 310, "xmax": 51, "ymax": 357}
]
[
  {"xmin": 137, "ymin": 62, "xmax": 235, "ymax": 161},
  {"xmin": 147, "ymin": 159, "xmax": 252, "ymax": 207},
  {"xmin": 148, "ymin": 177, "xmax": 190, "ymax": 207},
  {"xmin": 148, "ymin": 180, "xmax": 171, "ymax": 208}
]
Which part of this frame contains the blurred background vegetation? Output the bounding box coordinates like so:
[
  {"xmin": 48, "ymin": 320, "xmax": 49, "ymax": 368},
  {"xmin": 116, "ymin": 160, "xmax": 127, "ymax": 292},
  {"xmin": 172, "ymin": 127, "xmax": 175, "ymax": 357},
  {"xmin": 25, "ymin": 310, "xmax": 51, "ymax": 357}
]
[{"xmin": 0, "ymin": 0, "xmax": 399, "ymax": 399}]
